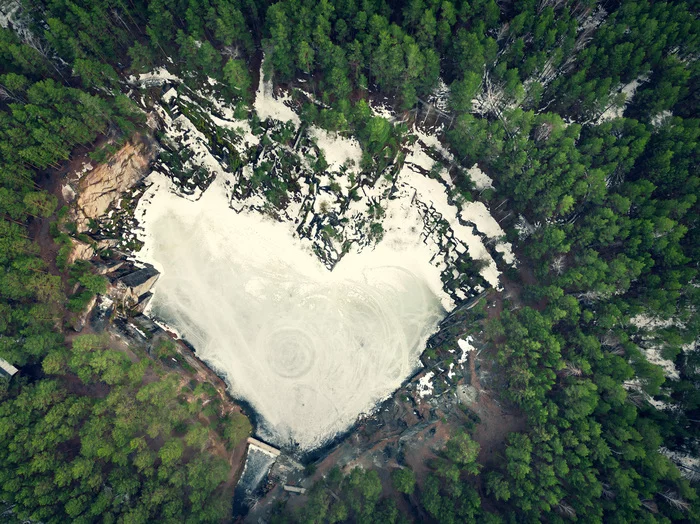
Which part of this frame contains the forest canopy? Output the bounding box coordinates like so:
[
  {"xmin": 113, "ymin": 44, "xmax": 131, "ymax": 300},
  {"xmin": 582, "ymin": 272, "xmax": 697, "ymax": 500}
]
[{"xmin": 0, "ymin": 0, "xmax": 698, "ymax": 522}]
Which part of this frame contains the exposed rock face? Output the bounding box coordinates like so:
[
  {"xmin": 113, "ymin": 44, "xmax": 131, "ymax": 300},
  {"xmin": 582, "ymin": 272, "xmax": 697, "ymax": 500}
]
[
  {"xmin": 66, "ymin": 239, "xmax": 95, "ymax": 265},
  {"xmin": 96, "ymin": 238, "xmax": 119, "ymax": 250},
  {"xmin": 111, "ymin": 263, "xmax": 160, "ymax": 309},
  {"xmin": 456, "ymin": 384, "xmax": 478, "ymax": 404},
  {"xmin": 73, "ymin": 294, "xmax": 98, "ymax": 332},
  {"xmin": 74, "ymin": 135, "xmax": 156, "ymax": 231}
]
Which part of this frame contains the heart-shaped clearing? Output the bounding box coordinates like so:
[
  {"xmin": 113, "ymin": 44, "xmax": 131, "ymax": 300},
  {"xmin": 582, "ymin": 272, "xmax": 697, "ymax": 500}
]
[{"xmin": 135, "ymin": 172, "xmax": 446, "ymax": 450}]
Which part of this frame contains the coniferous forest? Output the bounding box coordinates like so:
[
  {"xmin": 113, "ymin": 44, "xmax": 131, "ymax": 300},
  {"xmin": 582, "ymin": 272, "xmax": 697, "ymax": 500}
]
[{"xmin": 0, "ymin": 0, "xmax": 698, "ymax": 522}]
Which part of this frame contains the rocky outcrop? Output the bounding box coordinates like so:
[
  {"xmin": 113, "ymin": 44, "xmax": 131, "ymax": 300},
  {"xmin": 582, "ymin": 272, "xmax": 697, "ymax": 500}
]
[
  {"xmin": 73, "ymin": 294, "xmax": 98, "ymax": 332},
  {"xmin": 111, "ymin": 263, "xmax": 160, "ymax": 309},
  {"xmin": 66, "ymin": 239, "xmax": 95, "ymax": 265},
  {"xmin": 74, "ymin": 135, "xmax": 156, "ymax": 231},
  {"xmin": 95, "ymin": 238, "xmax": 120, "ymax": 250}
]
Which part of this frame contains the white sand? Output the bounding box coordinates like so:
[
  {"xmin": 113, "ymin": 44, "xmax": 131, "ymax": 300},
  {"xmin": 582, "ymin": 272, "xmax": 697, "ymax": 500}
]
[{"xmin": 134, "ymin": 172, "xmax": 445, "ymax": 450}]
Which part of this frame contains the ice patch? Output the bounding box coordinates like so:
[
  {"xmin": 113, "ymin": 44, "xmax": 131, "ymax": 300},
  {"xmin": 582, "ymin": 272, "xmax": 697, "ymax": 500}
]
[
  {"xmin": 134, "ymin": 172, "xmax": 445, "ymax": 450},
  {"xmin": 127, "ymin": 82, "xmax": 514, "ymax": 449}
]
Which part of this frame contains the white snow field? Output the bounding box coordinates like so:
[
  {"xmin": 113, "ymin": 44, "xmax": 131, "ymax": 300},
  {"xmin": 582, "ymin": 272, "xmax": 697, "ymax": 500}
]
[
  {"xmin": 128, "ymin": 66, "xmax": 518, "ymax": 449},
  {"xmin": 135, "ymin": 172, "xmax": 445, "ymax": 450}
]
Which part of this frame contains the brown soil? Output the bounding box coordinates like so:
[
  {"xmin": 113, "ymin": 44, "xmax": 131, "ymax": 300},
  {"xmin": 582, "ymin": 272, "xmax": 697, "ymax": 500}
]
[
  {"xmin": 168, "ymin": 333, "xmax": 251, "ymax": 489},
  {"xmin": 471, "ymin": 391, "xmax": 526, "ymax": 468}
]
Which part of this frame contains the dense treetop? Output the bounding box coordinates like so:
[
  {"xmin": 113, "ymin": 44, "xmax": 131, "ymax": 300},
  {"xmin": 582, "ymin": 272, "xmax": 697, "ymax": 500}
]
[{"xmin": 0, "ymin": 0, "xmax": 698, "ymax": 521}]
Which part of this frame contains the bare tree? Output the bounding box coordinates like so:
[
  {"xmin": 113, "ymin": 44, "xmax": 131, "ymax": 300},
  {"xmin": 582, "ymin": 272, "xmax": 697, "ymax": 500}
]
[
  {"xmin": 626, "ymin": 390, "xmax": 648, "ymax": 409},
  {"xmin": 561, "ymin": 362, "xmax": 583, "ymax": 377},
  {"xmin": 641, "ymin": 499, "xmax": 659, "ymax": 513},
  {"xmin": 222, "ymin": 46, "xmax": 241, "ymax": 59},
  {"xmin": 534, "ymin": 121, "xmax": 553, "ymax": 142},
  {"xmin": 0, "ymin": 84, "xmax": 24, "ymax": 103},
  {"xmin": 659, "ymin": 491, "xmax": 691, "ymax": 512},
  {"xmin": 550, "ymin": 255, "xmax": 566, "ymax": 275},
  {"xmin": 538, "ymin": 0, "xmax": 568, "ymax": 14},
  {"xmin": 576, "ymin": 290, "xmax": 610, "ymax": 304},
  {"xmin": 556, "ymin": 501, "xmax": 576, "ymax": 518}
]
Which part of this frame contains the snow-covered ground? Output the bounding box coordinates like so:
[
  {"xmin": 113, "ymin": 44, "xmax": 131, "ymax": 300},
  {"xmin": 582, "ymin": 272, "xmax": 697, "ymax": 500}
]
[
  {"xmin": 416, "ymin": 371, "xmax": 435, "ymax": 398},
  {"xmin": 457, "ymin": 336, "xmax": 477, "ymax": 364},
  {"xmin": 660, "ymin": 447, "xmax": 700, "ymax": 481},
  {"xmin": 128, "ymin": 68, "xmax": 180, "ymax": 87},
  {"xmin": 308, "ymin": 126, "xmax": 362, "ymax": 171},
  {"xmin": 398, "ymin": 153, "xmax": 502, "ymax": 289},
  {"xmin": 128, "ymin": 66, "xmax": 517, "ymax": 449},
  {"xmin": 134, "ymin": 172, "xmax": 444, "ymax": 449},
  {"xmin": 254, "ymin": 58, "xmax": 300, "ymax": 126},
  {"xmin": 598, "ymin": 77, "xmax": 646, "ymax": 122},
  {"xmin": 630, "ymin": 314, "xmax": 682, "ymax": 380},
  {"xmin": 0, "ymin": 1, "xmax": 31, "ymax": 40},
  {"xmin": 466, "ymin": 164, "xmax": 494, "ymax": 190},
  {"xmin": 460, "ymin": 201, "xmax": 516, "ymax": 265},
  {"xmin": 369, "ymin": 100, "xmax": 398, "ymax": 122}
]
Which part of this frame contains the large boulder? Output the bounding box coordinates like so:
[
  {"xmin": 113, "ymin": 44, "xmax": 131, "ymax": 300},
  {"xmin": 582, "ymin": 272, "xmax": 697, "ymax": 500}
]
[{"xmin": 111, "ymin": 263, "xmax": 160, "ymax": 309}]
